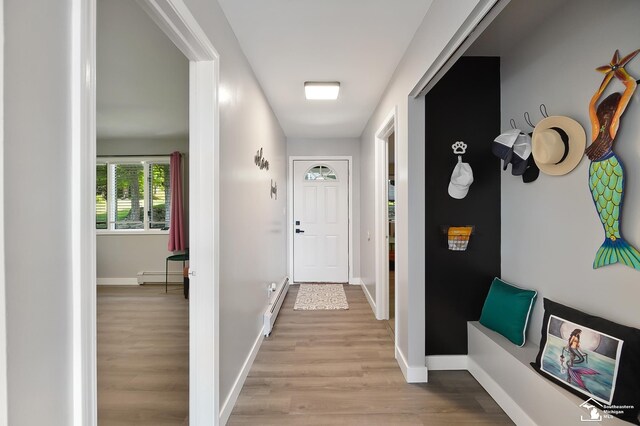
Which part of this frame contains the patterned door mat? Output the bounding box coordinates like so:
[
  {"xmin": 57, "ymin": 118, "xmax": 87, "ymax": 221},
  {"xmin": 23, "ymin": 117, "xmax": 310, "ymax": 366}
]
[{"xmin": 293, "ymin": 284, "xmax": 349, "ymax": 310}]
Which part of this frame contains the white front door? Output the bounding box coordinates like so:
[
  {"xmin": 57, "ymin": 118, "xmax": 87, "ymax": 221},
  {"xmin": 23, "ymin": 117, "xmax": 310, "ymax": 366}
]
[{"xmin": 293, "ymin": 160, "xmax": 349, "ymax": 283}]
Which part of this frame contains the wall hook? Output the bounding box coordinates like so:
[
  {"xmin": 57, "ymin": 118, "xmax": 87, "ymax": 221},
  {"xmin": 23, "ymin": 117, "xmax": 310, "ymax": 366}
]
[
  {"xmin": 539, "ymin": 103, "xmax": 549, "ymax": 118},
  {"xmin": 524, "ymin": 111, "xmax": 535, "ymax": 129},
  {"xmin": 452, "ymin": 141, "xmax": 467, "ymax": 155}
]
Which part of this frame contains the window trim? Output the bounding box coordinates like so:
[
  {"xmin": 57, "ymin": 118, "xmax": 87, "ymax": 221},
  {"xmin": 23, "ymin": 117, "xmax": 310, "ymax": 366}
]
[
  {"xmin": 96, "ymin": 156, "xmax": 171, "ymax": 235},
  {"xmin": 303, "ymin": 164, "xmax": 339, "ymax": 181}
]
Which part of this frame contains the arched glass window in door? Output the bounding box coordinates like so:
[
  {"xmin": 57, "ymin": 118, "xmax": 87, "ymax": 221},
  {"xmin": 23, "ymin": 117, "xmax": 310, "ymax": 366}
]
[{"xmin": 304, "ymin": 165, "xmax": 338, "ymax": 181}]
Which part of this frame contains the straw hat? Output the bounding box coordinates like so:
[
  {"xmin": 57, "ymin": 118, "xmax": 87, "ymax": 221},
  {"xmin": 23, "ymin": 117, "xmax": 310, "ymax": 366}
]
[{"xmin": 531, "ymin": 116, "xmax": 586, "ymax": 176}]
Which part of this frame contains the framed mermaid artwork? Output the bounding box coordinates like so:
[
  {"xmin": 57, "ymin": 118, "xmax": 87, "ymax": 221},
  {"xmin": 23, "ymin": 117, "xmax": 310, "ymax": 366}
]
[
  {"xmin": 532, "ymin": 298, "xmax": 640, "ymax": 423},
  {"xmin": 586, "ymin": 49, "xmax": 640, "ymax": 270},
  {"xmin": 539, "ymin": 315, "xmax": 623, "ymax": 405}
]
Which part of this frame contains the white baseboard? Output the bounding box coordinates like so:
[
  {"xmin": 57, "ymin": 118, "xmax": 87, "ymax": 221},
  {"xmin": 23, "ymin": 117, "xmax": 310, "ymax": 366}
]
[
  {"xmin": 96, "ymin": 278, "xmax": 138, "ymax": 285},
  {"xmin": 468, "ymin": 357, "xmax": 534, "ymax": 426},
  {"xmin": 425, "ymin": 355, "xmax": 468, "ymax": 370},
  {"xmin": 348, "ymin": 277, "xmax": 363, "ymax": 285},
  {"xmin": 219, "ymin": 330, "xmax": 264, "ymax": 425},
  {"xmin": 137, "ymin": 270, "xmax": 183, "ymax": 284},
  {"xmin": 395, "ymin": 345, "xmax": 428, "ymax": 383},
  {"xmin": 360, "ymin": 280, "xmax": 377, "ymax": 316}
]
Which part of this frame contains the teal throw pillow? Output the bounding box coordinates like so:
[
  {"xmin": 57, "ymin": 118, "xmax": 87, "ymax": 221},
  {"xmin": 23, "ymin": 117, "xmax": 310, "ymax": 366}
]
[{"xmin": 479, "ymin": 277, "xmax": 537, "ymax": 346}]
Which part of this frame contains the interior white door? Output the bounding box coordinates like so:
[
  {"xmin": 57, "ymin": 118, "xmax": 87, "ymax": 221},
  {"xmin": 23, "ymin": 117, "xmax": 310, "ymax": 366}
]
[{"xmin": 293, "ymin": 160, "xmax": 349, "ymax": 283}]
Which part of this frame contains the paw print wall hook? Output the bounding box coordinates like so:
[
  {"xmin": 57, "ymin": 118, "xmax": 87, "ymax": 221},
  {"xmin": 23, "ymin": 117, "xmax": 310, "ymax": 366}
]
[
  {"xmin": 452, "ymin": 141, "xmax": 467, "ymax": 155},
  {"xmin": 452, "ymin": 141, "xmax": 467, "ymax": 163}
]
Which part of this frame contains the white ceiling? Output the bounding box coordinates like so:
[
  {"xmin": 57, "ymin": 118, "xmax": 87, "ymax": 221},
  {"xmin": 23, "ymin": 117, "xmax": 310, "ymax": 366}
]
[
  {"xmin": 217, "ymin": 0, "xmax": 433, "ymax": 138},
  {"xmin": 97, "ymin": 0, "xmax": 188, "ymax": 140}
]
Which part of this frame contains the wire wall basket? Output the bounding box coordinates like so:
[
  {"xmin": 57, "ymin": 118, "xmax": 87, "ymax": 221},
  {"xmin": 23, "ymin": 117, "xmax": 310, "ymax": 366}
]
[{"xmin": 441, "ymin": 226, "xmax": 475, "ymax": 251}]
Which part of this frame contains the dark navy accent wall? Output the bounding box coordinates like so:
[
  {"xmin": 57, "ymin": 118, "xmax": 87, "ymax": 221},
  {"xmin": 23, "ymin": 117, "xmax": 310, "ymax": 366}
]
[{"xmin": 425, "ymin": 56, "xmax": 501, "ymax": 355}]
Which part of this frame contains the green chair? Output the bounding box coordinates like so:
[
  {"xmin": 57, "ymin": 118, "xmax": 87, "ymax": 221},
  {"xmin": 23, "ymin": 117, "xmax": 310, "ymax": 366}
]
[{"xmin": 166, "ymin": 250, "xmax": 189, "ymax": 293}]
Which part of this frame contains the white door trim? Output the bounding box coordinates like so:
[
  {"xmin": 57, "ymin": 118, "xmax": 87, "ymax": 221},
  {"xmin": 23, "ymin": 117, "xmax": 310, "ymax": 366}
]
[
  {"xmin": 409, "ymin": 0, "xmax": 503, "ymax": 97},
  {"xmin": 374, "ymin": 108, "xmax": 397, "ymax": 321},
  {"xmin": 0, "ymin": 1, "xmax": 7, "ymax": 424},
  {"xmin": 70, "ymin": 0, "xmax": 97, "ymax": 423},
  {"xmin": 288, "ymin": 156, "xmax": 354, "ymax": 284},
  {"xmin": 72, "ymin": 1, "xmax": 220, "ymax": 425}
]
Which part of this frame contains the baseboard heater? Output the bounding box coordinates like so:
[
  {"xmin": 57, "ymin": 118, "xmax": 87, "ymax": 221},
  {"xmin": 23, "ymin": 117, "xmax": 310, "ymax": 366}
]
[
  {"xmin": 263, "ymin": 276, "xmax": 290, "ymax": 336},
  {"xmin": 137, "ymin": 271, "xmax": 182, "ymax": 284}
]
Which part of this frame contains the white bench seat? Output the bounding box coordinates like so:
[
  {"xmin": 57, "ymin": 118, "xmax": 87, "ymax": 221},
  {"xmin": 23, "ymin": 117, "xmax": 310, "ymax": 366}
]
[{"xmin": 467, "ymin": 321, "xmax": 627, "ymax": 425}]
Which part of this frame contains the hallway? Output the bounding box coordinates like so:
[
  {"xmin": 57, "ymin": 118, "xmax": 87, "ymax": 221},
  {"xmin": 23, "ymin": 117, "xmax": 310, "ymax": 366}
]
[{"xmin": 228, "ymin": 285, "xmax": 513, "ymax": 425}]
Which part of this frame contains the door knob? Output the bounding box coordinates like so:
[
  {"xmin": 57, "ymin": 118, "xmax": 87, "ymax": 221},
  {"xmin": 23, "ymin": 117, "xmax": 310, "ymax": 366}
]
[{"xmin": 295, "ymin": 229, "xmax": 305, "ymax": 234}]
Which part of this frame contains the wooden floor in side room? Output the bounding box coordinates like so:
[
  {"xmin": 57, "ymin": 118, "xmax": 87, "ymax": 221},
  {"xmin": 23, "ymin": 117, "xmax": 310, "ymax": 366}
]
[
  {"xmin": 228, "ymin": 285, "xmax": 513, "ymax": 425},
  {"xmin": 97, "ymin": 284, "xmax": 188, "ymax": 426}
]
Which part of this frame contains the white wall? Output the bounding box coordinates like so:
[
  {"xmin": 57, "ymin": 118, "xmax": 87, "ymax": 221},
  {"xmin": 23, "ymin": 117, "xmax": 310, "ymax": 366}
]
[
  {"xmin": 0, "ymin": 0, "xmax": 6, "ymax": 423},
  {"xmin": 500, "ymin": 0, "xmax": 640, "ymax": 343},
  {"xmin": 183, "ymin": 0, "xmax": 288, "ymax": 412},
  {"xmin": 96, "ymin": 0, "xmax": 190, "ymax": 285},
  {"xmin": 96, "ymin": 0, "xmax": 189, "ymax": 140},
  {"xmin": 98, "ymin": 137, "xmax": 188, "ymax": 156},
  {"xmin": 359, "ymin": 0, "xmax": 493, "ymax": 376},
  {"xmin": 4, "ymin": 0, "xmax": 74, "ymax": 424},
  {"xmin": 97, "ymin": 235, "xmax": 180, "ymax": 282},
  {"xmin": 96, "ymin": 138, "xmax": 189, "ymax": 282},
  {"xmin": 287, "ymin": 137, "xmax": 361, "ymax": 280},
  {"xmin": 3, "ymin": 0, "xmax": 285, "ymax": 423}
]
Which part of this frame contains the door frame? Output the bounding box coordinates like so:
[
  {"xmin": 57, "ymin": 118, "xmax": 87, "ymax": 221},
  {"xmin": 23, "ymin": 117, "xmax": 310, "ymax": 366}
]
[
  {"xmin": 374, "ymin": 107, "xmax": 397, "ymax": 321},
  {"xmin": 71, "ymin": 0, "xmax": 220, "ymax": 424},
  {"xmin": 288, "ymin": 156, "xmax": 354, "ymax": 284},
  {"xmin": 0, "ymin": 1, "xmax": 6, "ymax": 423}
]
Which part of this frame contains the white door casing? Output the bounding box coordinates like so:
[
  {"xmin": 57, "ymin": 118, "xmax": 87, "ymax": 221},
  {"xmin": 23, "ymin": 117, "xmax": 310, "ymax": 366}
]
[
  {"xmin": 73, "ymin": 0, "xmax": 221, "ymax": 424},
  {"xmin": 293, "ymin": 160, "xmax": 349, "ymax": 283},
  {"xmin": 0, "ymin": 1, "xmax": 6, "ymax": 423},
  {"xmin": 373, "ymin": 108, "xmax": 396, "ymax": 321}
]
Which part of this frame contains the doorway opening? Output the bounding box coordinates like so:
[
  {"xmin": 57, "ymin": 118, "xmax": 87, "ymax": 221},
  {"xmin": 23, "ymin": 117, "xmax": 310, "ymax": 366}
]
[
  {"xmin": 72, "ymin": 0, "xmax": 220, "ymax": 424},
  {"xmin": 387, "ymin": 132, "xmax": 396, "ymax": 337},
  {"xmin": 95, "ymin": 0, "xmax": 190, "ymax": 422},
  {"xmin": 373, "ymin": 108, "xmax": 397, "ymax": 322}
]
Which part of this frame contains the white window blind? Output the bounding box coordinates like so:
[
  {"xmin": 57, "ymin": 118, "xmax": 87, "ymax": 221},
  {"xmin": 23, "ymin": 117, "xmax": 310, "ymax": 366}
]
[
  {"xmin": 149, "ymin": 162, "xmax": 171, "ymax": 230},
  {"xmin": 96, "ymin": 157, "xmax": 172, "ymax": 233},
  {"xmin": 113, "ymin": 163, "xmax": 144, "ymax": 229},
  {"xmin": 96, "ymin": 163, "xmax": 108, "ymax": 229}
]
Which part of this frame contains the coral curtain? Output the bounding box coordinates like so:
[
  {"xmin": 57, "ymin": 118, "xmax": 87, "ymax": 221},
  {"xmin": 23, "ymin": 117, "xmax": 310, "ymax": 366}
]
[{"xmin": 168, "ymin": 151, "xmax": 186, "ymax": 251}]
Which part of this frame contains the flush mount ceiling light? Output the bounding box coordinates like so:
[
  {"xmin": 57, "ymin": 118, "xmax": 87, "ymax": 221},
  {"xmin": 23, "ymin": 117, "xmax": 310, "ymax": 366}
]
[{"xmin": 304, "ymin": 81, "xmax": 340, "ymax": 100}]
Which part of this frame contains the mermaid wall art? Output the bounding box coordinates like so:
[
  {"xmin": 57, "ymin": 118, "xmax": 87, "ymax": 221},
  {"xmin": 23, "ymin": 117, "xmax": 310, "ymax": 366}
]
[
  {"xmin": 586, "ymin": 49, "xmax": 640, "ymax": 270},
  {"xmin": 540, "ymin": 315, "xmax": 623, "ymax": 405}
]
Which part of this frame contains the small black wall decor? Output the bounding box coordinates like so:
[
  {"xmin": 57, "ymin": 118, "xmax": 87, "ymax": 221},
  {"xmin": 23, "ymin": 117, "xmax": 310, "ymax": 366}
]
[
  {"xmin": 425, "ymin": 56, "xmax": 501, "ymax": 356},
  {"xmin": 253, "ymin": 148, "xmax": 276, "ymax": 199},
  {"xmin": 254, "ymin": 147, "xmax": 270, "ymax": 170}
]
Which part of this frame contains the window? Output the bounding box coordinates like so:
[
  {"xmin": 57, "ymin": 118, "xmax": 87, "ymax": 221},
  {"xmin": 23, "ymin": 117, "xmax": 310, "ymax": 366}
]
[
  {"xmin": 304, "ymin": 165, "xmax": 337, "ymax": 181},
  {"xmin": 96, "ymin": 157, "xmax": 172, "ymax": 232}
]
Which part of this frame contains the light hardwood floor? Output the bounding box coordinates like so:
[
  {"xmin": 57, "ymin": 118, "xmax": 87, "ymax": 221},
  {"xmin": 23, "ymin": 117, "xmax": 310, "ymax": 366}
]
[
  {"xmin": 228, "ymin": 285, "xmax": 513, "ymax": 425},
  {"xmin": 98, "ymin": 284, "xmax": 188, "ymax": 426},
  {"xmin": 388, "ymin": 269, "xmax": 395, "ymax": 336},
  {"xmin": 97, "ymin": 284, "xmax": 512, "ymax": 425}
]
